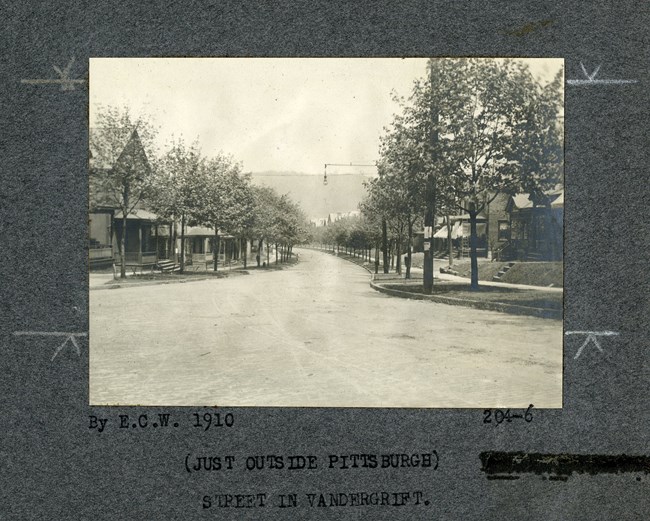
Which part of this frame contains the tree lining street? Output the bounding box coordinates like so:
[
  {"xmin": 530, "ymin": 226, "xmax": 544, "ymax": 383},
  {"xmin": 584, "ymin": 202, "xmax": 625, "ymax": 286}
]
[{"xmin": 90, "ymin": 248, "xmax": 562, "ymax": 408}]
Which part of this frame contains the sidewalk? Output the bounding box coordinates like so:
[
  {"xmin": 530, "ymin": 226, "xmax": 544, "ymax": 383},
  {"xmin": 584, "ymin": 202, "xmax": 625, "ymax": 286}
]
[
  {"xmin": 88, "ymin": 264, "xmax": 234, "ymax": 290},
  {"xmin": 310, "ymin": 248, "xmax": 563, "ymax": 293},
  {"xmin": 408, "ymin": 266, "xmax": 564, "ymax": 293},
  {"xmin": 89, "ymin": 272, "xmax": 115, "ymax": 289},
  {"xmin": 89, "ymin": 257, "xmax": 298, "ymax": 290}
]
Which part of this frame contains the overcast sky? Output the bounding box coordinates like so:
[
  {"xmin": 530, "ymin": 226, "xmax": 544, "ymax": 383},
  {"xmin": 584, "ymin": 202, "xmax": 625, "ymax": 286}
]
[{"xmin": 89, "ymin": 58, "xmax": 563, "ymax": 175}]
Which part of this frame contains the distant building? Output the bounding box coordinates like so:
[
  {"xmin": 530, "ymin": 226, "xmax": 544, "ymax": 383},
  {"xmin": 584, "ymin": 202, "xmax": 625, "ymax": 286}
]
[
  {"xmin": 326, "ymin": 210, "xmax": 361, "ymax": 226},
  {"xmin": 309, "ymin": 217, "xmax": 328, "ymax": 227}
]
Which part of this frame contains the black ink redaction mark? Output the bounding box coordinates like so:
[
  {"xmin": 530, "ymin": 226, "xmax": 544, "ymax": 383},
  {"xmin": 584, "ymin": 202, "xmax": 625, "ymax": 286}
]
[{"xmin": 480, "ymin": 452, "xmax": 649, "ymax": 481}]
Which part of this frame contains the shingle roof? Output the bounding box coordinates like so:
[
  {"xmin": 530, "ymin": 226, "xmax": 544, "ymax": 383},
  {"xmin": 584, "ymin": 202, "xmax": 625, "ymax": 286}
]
[
  {"xmin": 89, "ymin": 127, "xmax": 135, "ymax": 170},
  {"xmin": 114, "ymin": 209, "xmax": 160, "ymax": 221},
  {"xmin": 185, "ymin": 226, "xmax": 216, "ymax": 236}
]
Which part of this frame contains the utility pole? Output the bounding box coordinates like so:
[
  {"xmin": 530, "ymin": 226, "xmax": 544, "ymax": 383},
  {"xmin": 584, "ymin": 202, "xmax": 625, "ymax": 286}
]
[
  {"xmin": 423, "ymin": 61, "xmax": 438, "ymax": 295},
  {"xmin": 423, "ymin": 173, "xmax": 435, "ymax": 293}
]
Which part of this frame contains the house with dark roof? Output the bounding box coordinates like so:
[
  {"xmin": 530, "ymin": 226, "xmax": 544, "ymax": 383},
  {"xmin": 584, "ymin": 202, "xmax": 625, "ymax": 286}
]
[
  {"xmin": 89, "ymin": 128, "xmax": 167, "ymax": 270},
  {"xmin": 427, "ymin": 188, "xmax": 563, "ymax": 262},
  {"xmin": 501, "ymin": 188, "xmax": 563, "ymax": 261}
]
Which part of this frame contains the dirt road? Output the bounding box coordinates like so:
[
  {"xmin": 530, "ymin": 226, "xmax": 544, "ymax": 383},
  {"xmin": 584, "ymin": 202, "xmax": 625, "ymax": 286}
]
[{"xmin": 90, "ymin": 248, "xmax": 562, "ymax": 407}]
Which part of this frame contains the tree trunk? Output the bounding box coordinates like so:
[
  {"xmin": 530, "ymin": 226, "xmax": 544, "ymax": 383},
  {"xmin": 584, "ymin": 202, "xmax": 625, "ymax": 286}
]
[
  {"xmin": 266, "ymin": 242, "xmax": 270, "ymax": 267},
  {"xmin": 469, "ymin": 210, "xmax": 479, "ymax": 290},
  {"xmin": 179, "ymin": 213, "xmax": 186, "ymax": 274},
  {"xmin": 423, "ymin": 75, "xmax": 438, "ymax": 293},
  {"xmin": 446, "ymin": 217, "xmax": 453, "ymax": 266},
  {"xmin": 168, "ymin": 215, "xmax": 176, "ymax": 263},
  {"xmin": 120, "ymin": 212, "xmax": 127, "ymax": 279},
  {"xmin": 375, "ymin": 243, "xmax": 379, "ymax": 274},
  {"xmin": 396, "ymin": 238, "xmax": 402, "ymax": 274},
  {"xmin": 257, "ymin": 239, "xmax": 262, "ymax": 267},
  {"xmin": 243, "ymin": 237, "xmax": 247, "ymax": 268},
  {"xmin": 213, "ymin": 227, "xmax": 220, "ymax": 272},
  {"xmin": 381, "ymin": 218, "xmax": 388, "ymax": 273},
  {"xmin": 423, "ymin": 173, "xmax": 436, "ymax": 294},
  {"xmin": 406, "ymin": 220, "xmax": 413, "ymax": 279}
]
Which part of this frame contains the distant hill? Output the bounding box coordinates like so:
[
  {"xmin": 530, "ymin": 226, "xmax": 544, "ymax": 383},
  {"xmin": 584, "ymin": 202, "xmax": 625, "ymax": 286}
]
[{"xmin": 249, "ymin": 171, "xmax": 371, "ymax": 219}]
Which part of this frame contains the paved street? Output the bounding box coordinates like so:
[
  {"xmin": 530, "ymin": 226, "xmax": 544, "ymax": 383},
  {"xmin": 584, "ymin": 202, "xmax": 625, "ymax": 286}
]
[{"xmin": 90, "ymin": 248, "xmax": 562, "ymax": 407}]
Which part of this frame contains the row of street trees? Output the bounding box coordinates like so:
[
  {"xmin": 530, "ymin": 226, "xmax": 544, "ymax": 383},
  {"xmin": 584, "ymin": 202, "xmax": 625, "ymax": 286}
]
[
  {"xmin": 312, "ymin": 215, "xmax": 377, "ymax": 258},
  {"xmin": 92, "ymin": 106, "xmax": 310, "ymax": 278},
  {"xmin": 360, "ymin": 58, "xmax": 563, "ymax": 291}
]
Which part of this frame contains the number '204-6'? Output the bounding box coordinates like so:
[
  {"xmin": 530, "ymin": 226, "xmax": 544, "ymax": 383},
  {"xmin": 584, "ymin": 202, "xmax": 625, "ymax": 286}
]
[{"xmin": 483, "ymin": 404, "xmax": 533, "ymax": 424}]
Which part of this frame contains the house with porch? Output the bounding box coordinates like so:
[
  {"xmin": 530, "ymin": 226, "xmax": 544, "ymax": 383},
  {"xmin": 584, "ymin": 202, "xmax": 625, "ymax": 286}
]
[
  {"xmin": 89, "ymin": 127, "xmax": 167, "ymax": 271},
  {"xmin": 431, "ymin": 212, "xmax": 489, "ymax": 258},
  {"xmin": 153, "ymin": 225, "xmax": 244, "ymax": 271},
  {"xmin": 428, "ymin": 188, "xmax": 563, "ymax": 262},
  {"xmin": 499, "ymin": 188, "xmax": 563, "ymax": 261}
]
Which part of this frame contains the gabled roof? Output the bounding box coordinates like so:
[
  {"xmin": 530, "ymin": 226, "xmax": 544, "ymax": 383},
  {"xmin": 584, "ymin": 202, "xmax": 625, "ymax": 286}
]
[{"xmin": 89, "ymin": 127, "xmax": 137, "ymax": 170}]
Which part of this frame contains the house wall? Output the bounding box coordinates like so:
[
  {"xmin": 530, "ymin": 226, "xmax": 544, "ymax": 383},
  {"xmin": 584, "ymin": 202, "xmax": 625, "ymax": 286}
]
[
  {"xmin": 486, "ymin": 193, "xmax": 511, "ymax": 253},
  {"xmin": 89, "ymin": 212, "xmax": 112, "ymax": 246}
]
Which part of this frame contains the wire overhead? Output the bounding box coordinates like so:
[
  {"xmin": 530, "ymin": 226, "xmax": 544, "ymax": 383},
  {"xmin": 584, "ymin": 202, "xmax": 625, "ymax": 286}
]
[{"xmin": 323, "ymin": 162, "xmax": 377, "ymax": 185}]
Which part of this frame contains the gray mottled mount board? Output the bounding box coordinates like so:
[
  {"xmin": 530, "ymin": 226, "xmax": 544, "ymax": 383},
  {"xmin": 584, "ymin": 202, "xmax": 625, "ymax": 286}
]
[{"xmin": 1, "ymin": 2, "xmax": 648, "ymax": 520}]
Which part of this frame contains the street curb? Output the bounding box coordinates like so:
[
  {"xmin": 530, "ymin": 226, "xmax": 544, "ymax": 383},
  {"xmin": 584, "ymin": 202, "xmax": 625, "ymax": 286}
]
[
  {"xmin": 307, "ymin": 248, "xmax": 561, "ymax": 320},
  {"xmin": 90, "ymin": 276, "xmax": 213, "ymax": 291},
  {"xmin": 90, "ymin": 255, "xmax": 301, "ymax": 291},
  {"xmin": 369, "ymin": 281, "xmax": 562, "ymax": 320}
]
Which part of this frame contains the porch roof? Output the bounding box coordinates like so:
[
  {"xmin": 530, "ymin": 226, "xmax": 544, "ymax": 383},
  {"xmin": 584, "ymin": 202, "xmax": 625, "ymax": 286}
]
[
  {"xmin": 433, "ymin": 221, "xmax": 464, "ymax": 239},
  {"xmin": 185, "ymin": 227, "xmax": 215, "ymax": 237},
  {"xmin": 155, "ymin": 226, "xmax": 233, "ymax": 238},
  {"xmin": 114, "ymin": 209, "xmax": 160, "ymax": 221}
]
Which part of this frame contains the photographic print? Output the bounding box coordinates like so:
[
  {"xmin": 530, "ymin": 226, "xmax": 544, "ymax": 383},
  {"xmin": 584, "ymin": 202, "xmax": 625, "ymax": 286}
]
[{"xmin": 89, "ymin": 58, "xmax": 564, "ymax": 407}]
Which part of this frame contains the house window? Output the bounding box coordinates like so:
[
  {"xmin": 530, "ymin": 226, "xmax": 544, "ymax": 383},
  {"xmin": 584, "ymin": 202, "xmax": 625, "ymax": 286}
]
[{"xmin": 498, "ymin": 220, "xmax": 510, "ymax": 241}]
